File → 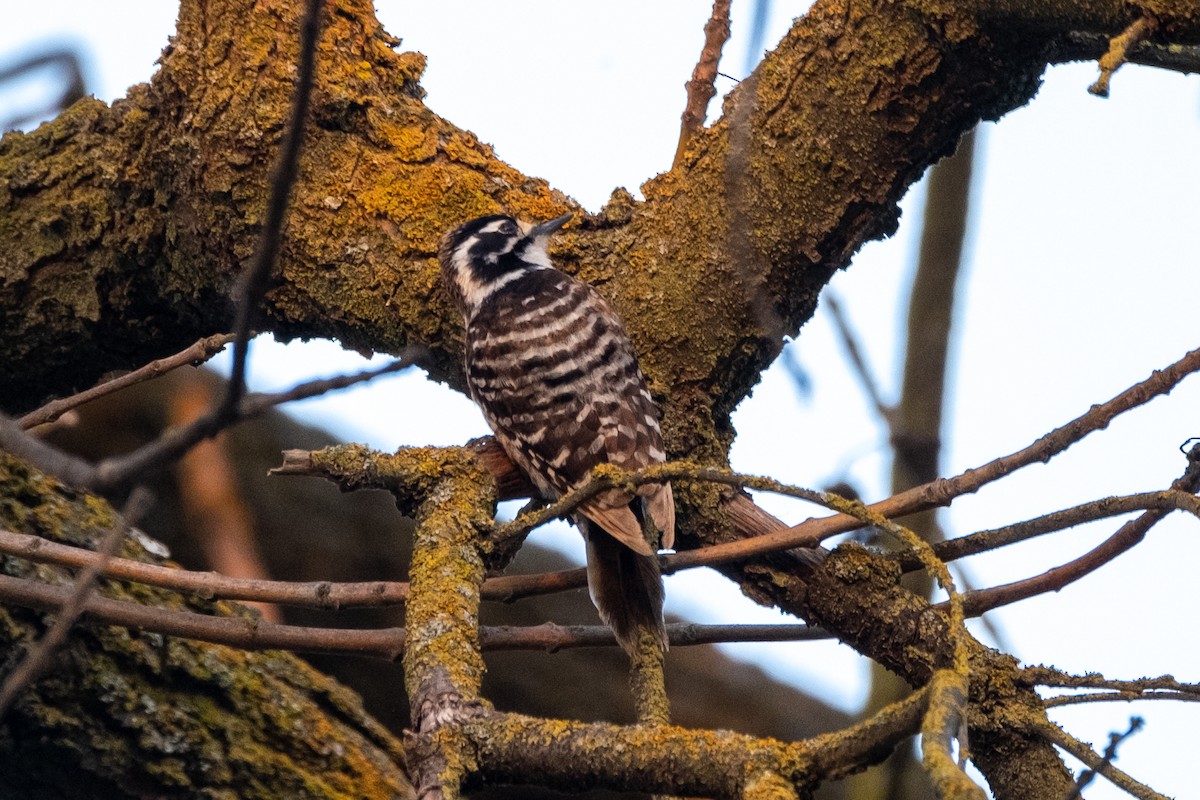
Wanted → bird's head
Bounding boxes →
[438,213,572,316]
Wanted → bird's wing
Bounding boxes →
[578,499,655,556]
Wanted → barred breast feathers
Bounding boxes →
[439,213,675,653]
[465,271,674,553]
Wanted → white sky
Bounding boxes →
[4,4,1200,798]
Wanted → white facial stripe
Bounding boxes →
[520,238,553,268]
[462,270,526,316]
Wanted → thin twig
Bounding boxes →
[1021,665,1200,698]
[0,571,829,659]
[957,445,1200,617]
[0,488,152,718]
[0,355,417,498]
[897,489,1200,573]
[824,293,893,422]
[19,333,235,430]
[91,355,417,494]
[0,528,409,608]
[1066,717,1144,800]
[0,571,406,660]
[224,0,324,411]
[1045,692,1197,708]
[0,48,86,131]
[0,526,590,608]
[0,412,102,490]
[667,344,1200,570]
[1040,719,1163,800]
[482,622,826,652]
[674,0,732,168]
[1089,15,1159,97]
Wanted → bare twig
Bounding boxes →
[482,567,587,602]
[224,0,325,410]
[0,527,410,608]
[1045,692,1198,708]
[0,412,103,490]
[898,489,1200,573]
[824,293,893,423]
[2,356,415,498]
[1066,717,1144,800]
[0,526,591,609]
[668,344,1200,570]
[1021,666,1200,698]
[0,570,829,659]
[19,333,235,430]
[674,0,733,167]
[0,47,86,131]
[1040,720,1163,800]
[1089,15,1159,97]
[0,488,151,717]
[957,444,1200,616]
[482,622,827,651]
[1057,32,1200,77]
[0,571,407,660]
[90,355,417,494]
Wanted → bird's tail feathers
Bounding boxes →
[585,526,667,655]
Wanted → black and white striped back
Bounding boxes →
[439,213,675,654]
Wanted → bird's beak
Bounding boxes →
[529,213,573,238]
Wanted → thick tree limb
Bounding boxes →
[468,688,930,796]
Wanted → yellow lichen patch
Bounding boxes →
[357,162,492,246]
[505,192,572,228]
[379,123,440,162]
[443,131,492,168]
[392,51,428,83]
[743,770,800,800]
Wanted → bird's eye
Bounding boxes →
[500,221,518,236]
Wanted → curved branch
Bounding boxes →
[1038,722,1166,800]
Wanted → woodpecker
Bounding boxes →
[439,213,674,654]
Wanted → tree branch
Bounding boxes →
[957,443,1200,616]
[0,488,151,718]
[1038,721,1165,800]
[674,0,732,167]
[1088,15,1159,96]
[18,333,235,430]
[676,344,1200,568]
